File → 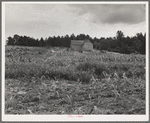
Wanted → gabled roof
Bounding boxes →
[71,40,91,46]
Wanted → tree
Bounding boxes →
[64,34,70,47]
[116,30,124,41]
[47,37,51,46]
[70,33,76,40]
[13,34,20,45]
[116,30,124,48]
[120,43,130,54]
[39,37,45,47]
[135,33,145,54]
[99,39,108,50]
[7,36,15,45]
[55,36,61,47]
[85,34,90,39]
[76,34,86,40]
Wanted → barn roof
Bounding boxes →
[71,40,91,46]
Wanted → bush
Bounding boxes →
[76,62,108,77]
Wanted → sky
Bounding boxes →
[4,3,146,40]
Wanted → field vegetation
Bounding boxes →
[5,45,146,114]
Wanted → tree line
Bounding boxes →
[6,31,146,54]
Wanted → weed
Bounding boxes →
[5,46,146,114]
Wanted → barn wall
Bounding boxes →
[83,42,93,51]
[71,45,82,51]
[70,40,93,51]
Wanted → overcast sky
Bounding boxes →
[4,3,146,40]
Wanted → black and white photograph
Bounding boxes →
[2,1,149,121]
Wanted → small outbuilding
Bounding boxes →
[70,39,93,52]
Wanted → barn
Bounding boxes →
[70,39,93,52]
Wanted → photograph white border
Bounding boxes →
[2,1,149,121]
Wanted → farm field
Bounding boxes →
[5,45,146,114]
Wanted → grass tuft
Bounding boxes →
[5,46,146,114]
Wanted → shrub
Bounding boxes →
[76,62,108,77]
[94,64,108,75]
[76,62,94,71]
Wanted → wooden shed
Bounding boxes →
[70,39,93,52]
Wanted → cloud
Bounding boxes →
[5,4,77,39]
[5,3,146,40]
[68,4,146,24]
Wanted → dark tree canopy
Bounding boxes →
[6,31,146,54]
[116,30,124,41]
